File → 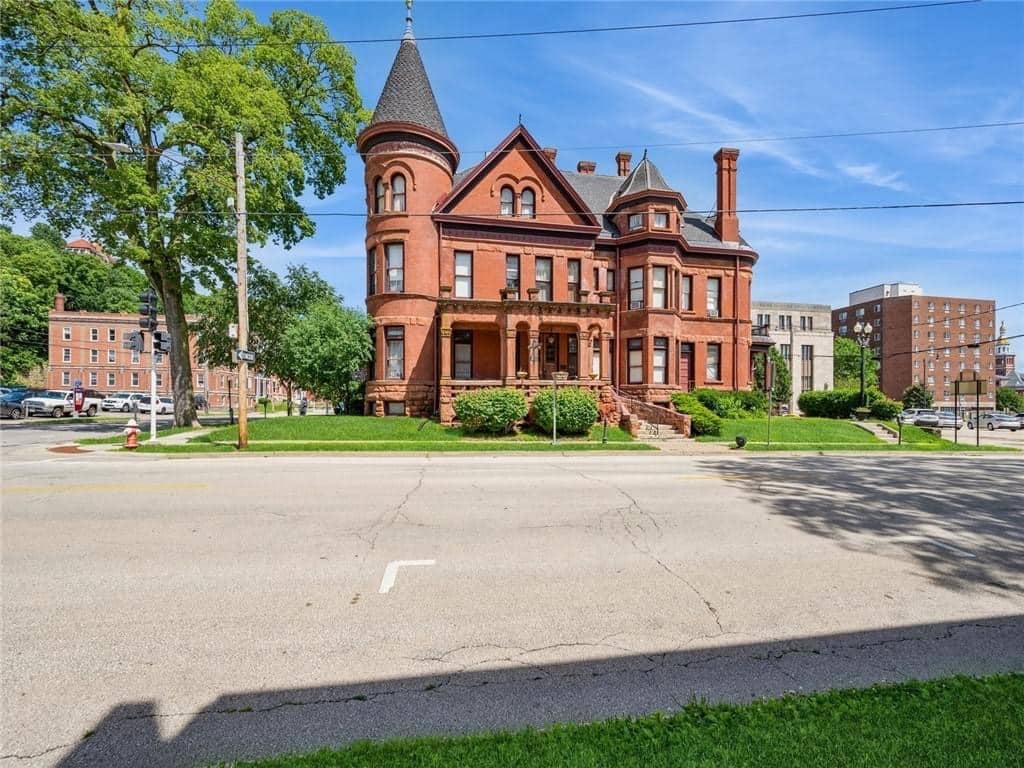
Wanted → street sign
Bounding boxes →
[228,323,239,340]
[235,349,256,364]
[74,379,82,388]
[956,380,987,396]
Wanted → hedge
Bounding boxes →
[453,388,528,434]
[693,388,766,417]
[870,397,902,421]
[532,387,599,436]
[671,392,722,436]
[797,388,891,419]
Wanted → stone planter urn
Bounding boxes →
[516,371,528,379]
[527,287,540,300]
[853,407,870,421]
[735,435,747,448]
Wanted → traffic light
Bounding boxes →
[138,289,157,331]
[153,330,172,354]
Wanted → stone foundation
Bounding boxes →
[365,382,436,417]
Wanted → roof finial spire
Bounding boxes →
[404,0,414,40]
[642,148,648,160]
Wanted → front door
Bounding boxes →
[567,335,578,378]
[679,342,693,391]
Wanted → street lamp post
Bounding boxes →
[852,321,874,407]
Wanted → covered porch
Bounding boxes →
[436,298,615,422]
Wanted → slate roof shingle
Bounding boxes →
[615,156,674,198]
[370,37,448,138]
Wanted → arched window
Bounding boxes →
[520,188,535,218]
[500,186,514,216]
[391,174,406,212]
[374,177,385,214]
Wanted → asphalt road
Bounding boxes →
[2,429,1022,767]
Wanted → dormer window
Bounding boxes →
[500,186,514,216]
[628,213,643,231]
[391,174,406,212]
[520,188,535,218]
[374,177,385,214]
[653,211,668,228]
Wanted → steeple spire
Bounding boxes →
[404,0,414,41]
[368,0,448,137]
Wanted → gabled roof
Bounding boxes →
[438,124,600,228]
[615,155,674,198]
[369,33,448,138]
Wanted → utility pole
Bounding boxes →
[234,132,250,449]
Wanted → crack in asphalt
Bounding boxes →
[555,464,723,633]
[357,466,427,550]
[12,621,1017,760]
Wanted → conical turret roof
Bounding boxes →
[616,154,674,197]
[369,32,448,137]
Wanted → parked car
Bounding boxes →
[0,386,27,397]
[24,389,105,417]
[138,396,174,415]
[0,389,41,419]
[966,412,1021,431]
[898,408,940,427]
[935,412,964,429]
[102,392,146,412]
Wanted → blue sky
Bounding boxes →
[47,1,1024,353]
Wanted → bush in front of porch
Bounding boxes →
[532,387,600,436]
[453,388,528,435]
[671,393,722,436]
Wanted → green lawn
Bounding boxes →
[697,417,880,445]
[210,674,1023,768]
[203,416,636,445]
[696,417,1015,452]
[78,425,198,445]
[128,416,650,453]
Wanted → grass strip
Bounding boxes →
[203,416,636,444]
[78,425,200,445]
[134,440,654,453]
[210,674,1023,768]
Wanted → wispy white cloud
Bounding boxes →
[835,162,908,192]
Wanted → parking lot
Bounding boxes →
[939,424,1024,448]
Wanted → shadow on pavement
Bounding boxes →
[696,455,1024,593]
[52,615,1024,767]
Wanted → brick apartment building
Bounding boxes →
[360,16,764,420]
[47,294,279,408]
[832,282,997,408]
[752,301,834,414]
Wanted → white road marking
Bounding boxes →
[379,559,436,594]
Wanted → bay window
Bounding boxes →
[628,267,644,309]
[628,338,643,383]
[385,243,404,292]
[385,326,404,379]
[652,267,667,309]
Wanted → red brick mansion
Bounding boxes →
[360,18,763,420]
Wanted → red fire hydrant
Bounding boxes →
[123,418,140,450]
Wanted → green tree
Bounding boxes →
[29,222,65,249]
[282,302,373,412]
[901,383,934,409]
[834,336,878,390]
[3,0,366,425]
[995,386,1024,413]
[768,347,792,410]
[0,266,50,382]
[192,262,337,412]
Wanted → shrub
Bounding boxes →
[532,387,599,436]
[693,388,766,417]
[901,383,933,409]
[453,388,528,434]
[797,389,861,419]
[671,392,722,436]
[870,397,902,421]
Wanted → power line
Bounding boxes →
[38,1,979,49]
[9,119,1022,163]
[58,199,1024,219]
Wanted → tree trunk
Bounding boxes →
[286,382,293,416]
[158,275,199,427]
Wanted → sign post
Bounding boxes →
[764,359,775,451]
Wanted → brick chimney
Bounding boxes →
[615,151,632,177]
[542,147,557,163]
[577,160,596,175]
[54,293,66,312]
[713,147,740,242]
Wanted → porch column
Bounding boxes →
[528,329,540,380]
[502,328,516,383]
[578,329,591,380]
[439,327,452,381]
[602,331,614,384]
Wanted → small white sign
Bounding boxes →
[228,323,238,340]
